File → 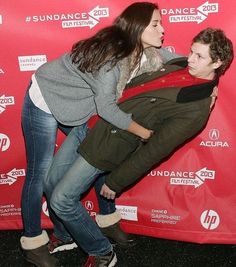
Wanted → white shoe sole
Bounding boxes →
[108,253,117,267]
[50,242,78,254]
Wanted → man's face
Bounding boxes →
[187,42,221,80]
[141,9,164,48]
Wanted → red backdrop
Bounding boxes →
[1,0,236,244]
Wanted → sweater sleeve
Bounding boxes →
[158,47,183,63]
[85,65,132,130]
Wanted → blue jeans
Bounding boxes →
[44,127,112,255]
[21,89,115,238]
[21,90,59,237]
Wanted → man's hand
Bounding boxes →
[210,86,218,109]
[100,183,116,199]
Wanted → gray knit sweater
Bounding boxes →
[35,48,180,129]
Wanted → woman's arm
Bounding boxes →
[158,47,183,63]
[87,64,153,139]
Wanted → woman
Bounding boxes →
[21,2,167,266]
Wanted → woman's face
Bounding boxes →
[141,9,164,48]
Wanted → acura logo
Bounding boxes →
[209,129,220,140]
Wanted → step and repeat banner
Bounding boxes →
[1,0,236,244]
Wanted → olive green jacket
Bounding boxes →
[79,58,217,193]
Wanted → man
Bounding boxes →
[44,28,233,267]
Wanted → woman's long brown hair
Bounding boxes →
[70,2,159,73]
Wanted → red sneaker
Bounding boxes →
[81,251,117,267]
[48,234,77,254]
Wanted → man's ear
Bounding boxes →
[213,59,222,70]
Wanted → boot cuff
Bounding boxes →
[96,210,121,228]
[20,230,49,250]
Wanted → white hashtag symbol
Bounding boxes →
[25,16,31,22]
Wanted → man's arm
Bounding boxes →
[102,98,212,194]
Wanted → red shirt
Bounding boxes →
[119,68,208,103]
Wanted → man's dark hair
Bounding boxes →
[193,28,234,76]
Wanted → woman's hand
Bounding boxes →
[127,121,154,140]
[140,129,154,142]
[100,183,116,199]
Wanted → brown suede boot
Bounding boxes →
[20,230,60,267]
[96,211,136,248]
